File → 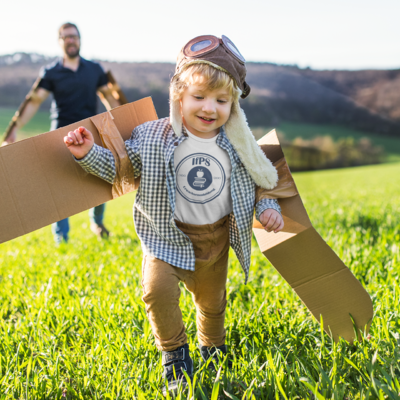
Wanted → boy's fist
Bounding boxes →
[64,126,94,160]
[259,209,284,233]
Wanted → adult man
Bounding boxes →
[2,22,120,244]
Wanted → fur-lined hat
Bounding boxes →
[170,35,278,189]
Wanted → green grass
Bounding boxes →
[0,162,399,399]
[253,122,400,163]
[0,107,51,141]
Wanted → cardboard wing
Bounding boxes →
[253,130,373,342]
[0,98,157,244]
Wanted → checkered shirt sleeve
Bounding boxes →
[76,128,143,183]
[76,144,116,184]
[255,198,281,222]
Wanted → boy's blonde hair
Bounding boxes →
[170,63,241,103]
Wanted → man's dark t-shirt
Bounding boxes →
[38,57,108,129]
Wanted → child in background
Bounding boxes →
[64,35,284,395]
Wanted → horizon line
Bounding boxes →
[1,52,399,72]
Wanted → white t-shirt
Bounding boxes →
[174,129,233,225]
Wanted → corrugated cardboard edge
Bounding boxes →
[253,129,373,342]
[0,98,157,244]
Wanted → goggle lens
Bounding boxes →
[227,42,243,60]
[222,35,245,63]
[184,35,220,57]
[191,40,212,52]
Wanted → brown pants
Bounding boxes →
[141,215,230,351]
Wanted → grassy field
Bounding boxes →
[0,108,51,141]
[0,161,399,399]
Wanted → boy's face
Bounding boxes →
[180,83,232,139]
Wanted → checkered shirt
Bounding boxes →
[77,117,280,283]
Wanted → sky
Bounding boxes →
[1,0,399,70]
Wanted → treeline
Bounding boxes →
[281,136,383,171]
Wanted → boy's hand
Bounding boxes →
[64,127,94,160]
[259,209,284,233]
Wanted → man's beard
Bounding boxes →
[66,45,80,58]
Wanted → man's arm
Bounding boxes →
[97,85,120,110]
[1,88,50,145]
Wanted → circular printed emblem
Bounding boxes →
[187,167,212,191]
[176,153,226,204]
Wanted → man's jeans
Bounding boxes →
[52,204,105,243]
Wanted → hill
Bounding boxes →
[1,53,400,138]
[298,68,400,122]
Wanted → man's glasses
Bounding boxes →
[59,35,80,41]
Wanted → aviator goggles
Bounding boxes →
[175,35,251,99]
[184,35,246,64]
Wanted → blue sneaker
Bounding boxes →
[54,234,68,246]
[162,344,193,396]
[200,344,232,371]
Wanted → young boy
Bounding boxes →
[64,35,284,394]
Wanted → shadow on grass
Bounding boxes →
[350,214,381,232]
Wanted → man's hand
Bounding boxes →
[97,85,120,110]
[259,209,284,233]
[64,127,94,160]
[1,126,18,146]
